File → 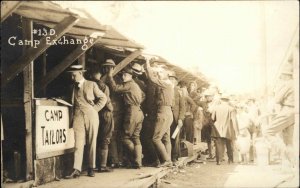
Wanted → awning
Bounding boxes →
[13,1,144,49]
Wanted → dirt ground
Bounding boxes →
[160,160,298,188]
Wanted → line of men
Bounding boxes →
[64,57,199,178]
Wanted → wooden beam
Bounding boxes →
[78,53,86,69]
[1,15,79,88]
[1,1,23,22]
[41,52,47,96]
[35,37,101,93]
[22,18,34,181]
[101,50,142,81]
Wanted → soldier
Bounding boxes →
[169,71,185,164]
[107,66,145,169]
[145,58,174,167]
[101,60,125,168]
[65,65,107,178]
[90,67,114,173]
[265,65,295,168]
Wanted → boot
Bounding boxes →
[133,145,142,169]
[98,150,112,173]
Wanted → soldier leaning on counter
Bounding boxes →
[106,65,145,169]
[89,65,114,173]
[65,65,107,179]
[145,58,174,167]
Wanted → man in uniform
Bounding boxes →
[169,71,185,164]
[145,58,174,167]
[90,67,114,173]
[65,65,107,178]
[265,65,295,168]
[101,59,125,168]
[107,66,145,169]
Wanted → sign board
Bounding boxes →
[35,101,74,159]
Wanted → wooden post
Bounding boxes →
[22,18,34,181]
[1,15,79,87]
[41,52,47,96]
[293,41,299,172]
[1,1,23,22]
[35,38,100,94]
[101,50,142,81]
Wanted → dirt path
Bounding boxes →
[160,161,297,188]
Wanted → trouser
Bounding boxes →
[265,108,295,164]
[98,110,114,150]
[170,120,181,161]
[183,116,194,143]
[265,109,294,146]
[202,124,212,156]
[122,106,144,166]
[141,115,160,164]
[97,110,114,167]
[153,106,173,162]
[73,110,99,171]
[214,137,233,163]
[108,112,124,165]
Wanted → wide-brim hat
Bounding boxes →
[221,93,230,100]
[131,63,144,75]
[67,65,86,72]
[102,59,116,67]
[168,71,177,79]
[120,67,133,75]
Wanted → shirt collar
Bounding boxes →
[77,78,85,88]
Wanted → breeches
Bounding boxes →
[152,106,173,161]
[122,106,144,148]
[265,110,294,145]
[98,110,114,150]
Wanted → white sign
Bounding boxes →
[36,105,74,156]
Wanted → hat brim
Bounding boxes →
[132,70,143,75]
[67,69,87,72]
[169,75,178,79]
[102,63,116,67]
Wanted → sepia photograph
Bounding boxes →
[1,1,299,188]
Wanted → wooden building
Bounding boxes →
[1,1,208,186]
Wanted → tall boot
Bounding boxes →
[133,145,142,169]
[99,149,112,173]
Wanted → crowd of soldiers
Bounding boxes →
[63,57,295,178]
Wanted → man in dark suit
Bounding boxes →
[65,65,107,178]
[211,93,238,165]
[169,71,186,164]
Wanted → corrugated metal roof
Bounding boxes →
[13,1,143,49]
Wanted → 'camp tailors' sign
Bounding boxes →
[36,105,74,156]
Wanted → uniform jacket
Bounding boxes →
[211,101,238,140]
[172,86,186,122]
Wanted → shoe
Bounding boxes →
[65,169,80,179]
[228,159,233,164]
[132,164,141,169]
[87,168,95,177]
[98,166,113,173]
[160,161,172,167]
[216,162,221,165]
[148,160,161,167]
